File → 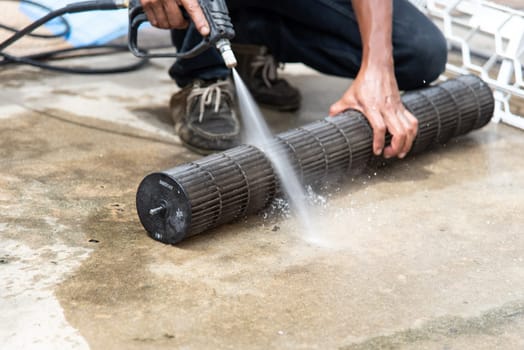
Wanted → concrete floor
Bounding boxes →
[1,51,524,350]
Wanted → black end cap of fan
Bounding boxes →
[136,172,191,244]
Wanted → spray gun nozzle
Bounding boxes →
[216,39,237,68]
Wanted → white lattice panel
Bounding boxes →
[420,0,524,129]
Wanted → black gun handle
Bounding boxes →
[127,0,234,59]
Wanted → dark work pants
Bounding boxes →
[169,0,448,91]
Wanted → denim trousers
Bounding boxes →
[169,0,447,91]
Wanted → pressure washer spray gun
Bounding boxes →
[127,0,237,68]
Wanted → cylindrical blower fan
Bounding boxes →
[136,74,494,244]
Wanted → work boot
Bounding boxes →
[170,79,240,154]
[233,44,301,111]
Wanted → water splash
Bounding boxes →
[232,68,320,243]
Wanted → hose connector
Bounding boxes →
[216,39,237,68]
[114,0,130,8]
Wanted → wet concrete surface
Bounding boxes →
[1,54,524,350]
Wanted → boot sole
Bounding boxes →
[258,102,301,112]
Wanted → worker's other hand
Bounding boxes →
[140,0,210,36]
[329,67,418,159]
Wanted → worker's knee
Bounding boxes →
[396,29,448,91]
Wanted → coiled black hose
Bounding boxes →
[0,0,149,74]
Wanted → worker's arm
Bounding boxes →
[140,0,210,35]
[329,0,418,159]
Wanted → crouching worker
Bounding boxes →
[140,0,447,157]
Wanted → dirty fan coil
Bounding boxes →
[136,74,494,244]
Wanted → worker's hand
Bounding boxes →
[140,0,210,36]
[329,66,418,159]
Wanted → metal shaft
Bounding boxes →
[136,74,494,244]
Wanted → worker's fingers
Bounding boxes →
[382,106,420,159]
[365,108,387,156]
[382,111,419,159]
[141,0,169,28]
[140,0,189,29]
[383,130,406,159]
[381,102,407,159]
[153,2,171,28]
[181,0,210,36]
[397,108,418,158]
[163,0,188,28]
[140,0,158,27]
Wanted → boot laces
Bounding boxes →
[187,80,232,123]
[250,53,282,88]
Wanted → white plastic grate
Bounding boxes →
[414,0,524,129]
